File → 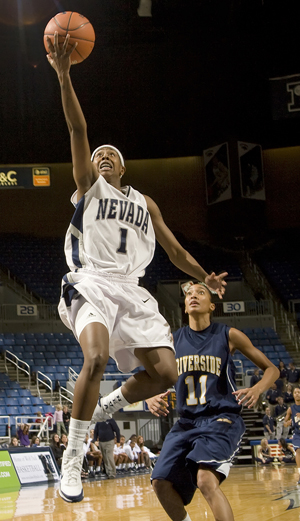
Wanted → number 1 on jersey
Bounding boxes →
[185,375,208,406]
[117,228,128,254]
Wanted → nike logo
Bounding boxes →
[142,299,150,303]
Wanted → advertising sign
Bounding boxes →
[0,167,50,189]
[0,451,20,492]
[9,447,60,485]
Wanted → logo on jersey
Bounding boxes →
[96,198,149,234]
[176,354,222,377]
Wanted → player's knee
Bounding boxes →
[197,474,218,499]
[83,350,109,379]
[155,365,178,389]
[152,478,169,495]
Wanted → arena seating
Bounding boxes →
[0,234,243,304]
[232,327,292,372]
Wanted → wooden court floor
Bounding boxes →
[2,465,300,521]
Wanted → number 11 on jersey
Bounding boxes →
[185,375,208,405]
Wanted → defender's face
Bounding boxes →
[185,284,215,315]
[93,147,125,180]
[293,388,300,401]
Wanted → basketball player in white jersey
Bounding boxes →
[46,33,227,503]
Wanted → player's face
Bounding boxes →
[293,387,300,402]
[185,284,215,315]
[93,147,125,181]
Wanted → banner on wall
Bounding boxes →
[9,447,60,485]
[203,143,232,205]
[269,73,300,120]
[0,451,20,492]
[0,167,50,189]
[238,142,265,200]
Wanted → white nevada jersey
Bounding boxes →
[64,174,156,278]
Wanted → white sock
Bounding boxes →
[96,466,101,472]
[101,387,130,414]
[65,418,90,456]
[89,466,94,472]
[182,514,192,521]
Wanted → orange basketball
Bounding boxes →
[44,11,95,64]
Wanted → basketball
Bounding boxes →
[44,11,95,64]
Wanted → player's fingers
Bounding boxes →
[46,36,54,53]
[62,33,70,52]
[66,41,77,57]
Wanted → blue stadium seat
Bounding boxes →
[18,389,32,397]
[0,398,6,406]
[18,397,33,407]
[31,397,45,406]
[5,389,19,397]
[0,406,8,415]
[20,406,32,416]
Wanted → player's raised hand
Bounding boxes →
[46,32,77,76]
[205,271,228,299]
[146,391,170,417]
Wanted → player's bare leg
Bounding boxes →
[60,322,109,503]
[197,466,234,521]
[295,448,300,484]
[92,347,178,420]
[152,479,190,521]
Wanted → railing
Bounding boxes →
[36,371,53,404]
[233,359,244,386]
[4,350,31,388]
[0,415,11,443]
[59,386,74,405]
[139,418,162,446]
[0,303,59,321]
[37,415,52,443]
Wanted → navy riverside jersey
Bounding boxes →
[64,174,156,278]
[291,404,300,435]
[173,323,241,418]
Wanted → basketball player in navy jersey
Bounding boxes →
[283,387,300,483]
[46,34,227,503]
[146,282,279,521]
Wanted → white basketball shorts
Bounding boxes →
[58,269,174,373]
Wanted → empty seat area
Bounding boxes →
[0,372,55,436]
[232,327,292,372]
[0,332,132,384]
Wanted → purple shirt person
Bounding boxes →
[17,424,30,447]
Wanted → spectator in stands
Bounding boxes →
[83,432,102,476]
[250,368,263,411]
[284,383,294,405]
[278,361,287,384]
[17,423,30,447]
[115,435,129,473]
[275,396,289,440]
[53,404,68,437]
[60,433,68,453]
[137,435,155,470]
[286,362,300,389]
[50,433,64,469]
[263,407,275,440]
[10,436,19,447]
[266,383,280,416]
[63,405,71,434]
[277,438,295,464]
[30,436,40,447]
[255,438,274,465]
[93,418,120,479]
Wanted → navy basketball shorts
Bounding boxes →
[151,413,245,505]
[292,434,300,451]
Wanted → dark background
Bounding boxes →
[1,0,300,165]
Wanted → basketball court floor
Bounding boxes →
[2,465,300,521]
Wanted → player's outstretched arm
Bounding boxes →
[229,328,280,408]
[46,32,96,197]
[145,195,227,299]
[146,391,170,417]
[283,407,292,428]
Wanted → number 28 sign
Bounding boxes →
[17,305,38,316]
[223,301,245,313]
